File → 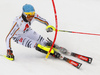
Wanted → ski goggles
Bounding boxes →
[24,12,35,18]
[24,11,35,15]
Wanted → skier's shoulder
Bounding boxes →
[12,15,22,27]
[14,15,22,21]
[34,13,39,18]
[13,15,24,24]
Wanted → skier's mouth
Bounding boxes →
[26,17,33,21]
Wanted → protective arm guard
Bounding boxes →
[35,44,61,58]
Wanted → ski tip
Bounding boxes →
[63,57,82,69]
[76,63,82,69]
[3,55,14,61]
[88,57,93,64]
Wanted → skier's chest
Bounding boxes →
[19,21,31,32]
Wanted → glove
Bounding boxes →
[46,25,56,32]
[7,49,14,60]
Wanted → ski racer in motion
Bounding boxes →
[5,4,68,61]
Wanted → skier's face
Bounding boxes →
[26,15,34,22]
[24,12,35,22]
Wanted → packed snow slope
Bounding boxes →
[0,0,100,75]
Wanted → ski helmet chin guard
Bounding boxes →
[22,4,35,17]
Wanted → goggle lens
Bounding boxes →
[24,12,35,18]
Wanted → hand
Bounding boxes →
[46,25,56,32]
[7,49,14,60]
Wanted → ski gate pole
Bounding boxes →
[45,0,58,59]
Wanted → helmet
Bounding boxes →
[22,4,35,16]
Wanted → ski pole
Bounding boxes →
[57,30,100,36]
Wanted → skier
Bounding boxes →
[5,4,68,60]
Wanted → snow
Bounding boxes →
[0,0,100,75]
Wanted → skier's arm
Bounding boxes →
[34,13,51,26]
[34,13,55,32]
[5,22,19,50]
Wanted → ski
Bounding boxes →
[71,52,93,64]
[46,37,93,64]
[40,37,92,68]
[59,56,82,69]
[55,47,93,64]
